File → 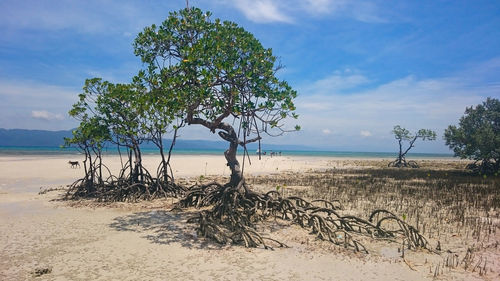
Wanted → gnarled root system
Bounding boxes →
[180,181,429,253]
[65,166,185,202]
[388,159,419,168]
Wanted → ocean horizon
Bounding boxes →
[0,145,455,159]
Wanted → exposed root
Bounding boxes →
[466,160,499,175]
[180,181,429,253]
[369,209,429,249]
[388,159,419,168]
[180,182,225,207]
[65,171,185,202]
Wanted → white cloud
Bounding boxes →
[0,79,77,102]
[301,101,333,111]
[304,0,335,14]
[300,0,386,23]
[360,130,372,137]
[31,110,64,121]
[347,1,386,23]
[291,70,495,152]
[302,72,370,95]
[232,0,293,23]
[322,128,332,134]
[0,79,78,130]
[0,0,161,34]
[226,0,385,24]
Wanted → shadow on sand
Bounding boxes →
[109,210,221,249]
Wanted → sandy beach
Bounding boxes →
[0,154,495,280]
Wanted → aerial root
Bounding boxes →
[180,182,225,207]
[388,159,419,168]
[181,182,428,253]
[64,171,186,202]
[369,209,428,249]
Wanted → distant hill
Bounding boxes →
[0,128,312,151]
[159,139,312,151]
[0,128,72,147]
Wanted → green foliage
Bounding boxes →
[66,82,112,152]
[133,7,299,140]
[392,125,411,140]
[74,78,148,148]
[444,97,500,173]
[392,125,437,141]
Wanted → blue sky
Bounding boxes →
[1,0,499,153]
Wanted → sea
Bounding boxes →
[0,146,454,159]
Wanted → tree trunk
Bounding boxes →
[131,145,142,183]
[158,136,168,182]
[398,139,403,164]
[165,126,180,183]
[83,149,89,181]
[187,116,246,191]
[128,149,133,183]
[224,138,243,188]
[87,148,96,193]
[98,150,103,184]
[136,146,143,183]
[117,143,124,170]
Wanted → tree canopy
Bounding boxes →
[64,7,299,199]
[134,7,298,137]
[134,7,299,186]
[444,97,500,174]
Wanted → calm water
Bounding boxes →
[0,146,454,159]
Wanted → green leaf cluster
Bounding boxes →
[392,125,436,141]
[133,7,299,138]
[67,6,300,160]
[444,97,500,169]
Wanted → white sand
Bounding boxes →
[0,154,340,193]
[0,154,483,280]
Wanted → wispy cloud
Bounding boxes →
[304,0,335,14]
[0,0,165,34]
[31,110,64,121]
[297,75,486,131]
[291,69,495,152]
[232,0,293,23]
[0,79,78,130]
[302,0,386,22]
[345,1,386,23]
[0,79,77,101]
[226,0,385,24]
[301,70,371,95]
